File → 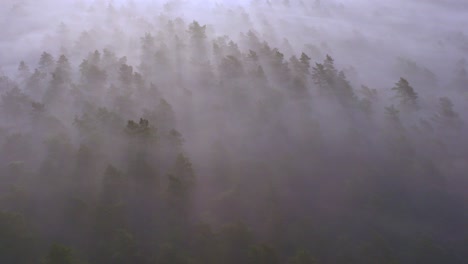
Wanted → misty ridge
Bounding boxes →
[0,0,467,263]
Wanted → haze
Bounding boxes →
[0,0,467,263]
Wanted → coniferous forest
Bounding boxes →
[0,0,467,263]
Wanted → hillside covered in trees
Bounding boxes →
[0,0,467,263]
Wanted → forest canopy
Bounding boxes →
[0,0,467,263]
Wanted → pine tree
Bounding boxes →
[392,78,418,109]
[17,61,30,81]
[188,21,207,40]
[323,54,337,78]
[300,52,311,72]
[431,97,462,129]
[38,52,55,73]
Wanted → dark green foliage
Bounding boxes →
[126,118,155,139]
[360,85,378,101]
[0,211,36,263]
[119,63,134,87]
[385,104,402,129]
[79,59,107,87]
[188,224,219,264]
[248,244,280,264]
[106,229,142,264]
[392,77,418,109]
[359,97,372,115]
[0,6,466,264]
[100,165,128,206]
[156,244,191,264]
[218,222,253,264]
[312,55,356,103]
[220,55,244,79]
[42,244,79,264]
[188,21,207,40]
[166,153,196,222]
[171,153,195,189]
[432,97,462,129]
[52,55,72,85]
[38,52,55,73]
[1,87,31,118]
[311,63,329,91]
[288,250,317,264]
[17,61,30,80]
[300,52,311,70]
[336,70,356,103]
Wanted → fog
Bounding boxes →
[0,0,467,263]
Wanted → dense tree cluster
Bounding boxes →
[0,0,467,263]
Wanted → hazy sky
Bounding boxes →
[1,0,467,87]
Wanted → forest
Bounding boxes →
[0,0,467,263]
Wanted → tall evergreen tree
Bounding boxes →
[392,77,418,109]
